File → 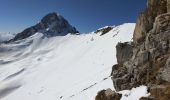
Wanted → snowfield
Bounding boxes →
[0,33,15,42]
[0,23,149,100]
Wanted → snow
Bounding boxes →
[120,86,150,100]
[0,33,15,42]
[0,23,149,100]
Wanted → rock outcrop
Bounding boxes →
[110,0,170,99]
[96,0,170,99]
[95,89,122,100]
[133,0,167,44]
[11,12,79,41]
[94,26,113,36]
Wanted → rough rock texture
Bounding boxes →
[111,0,170,99]
[11,12,79,41]
[116,42,134,65]
[133,0,167,44]
[95,89,122,100]
[168,0,170,12]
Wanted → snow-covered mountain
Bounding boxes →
[10,13,78,42]
[0,23,149,100]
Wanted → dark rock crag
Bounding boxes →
[96,0,170,99]
[11,12,79,41]
[94,26,113,36]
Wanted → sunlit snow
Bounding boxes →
[0,23,149,100]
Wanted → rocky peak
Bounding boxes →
[41,13,61,25]
[11,12,79,41]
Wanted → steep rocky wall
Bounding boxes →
[96,0,170,99]
[133,0,167,44]
[111,0,170,99]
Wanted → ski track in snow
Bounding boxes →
[0,23,149,100]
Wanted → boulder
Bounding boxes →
[95,88,122,100]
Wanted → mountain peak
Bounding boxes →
[42,12,64,21]
[11,12,79,41]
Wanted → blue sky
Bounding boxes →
[0,0,147,33]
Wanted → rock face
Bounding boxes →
[116,42,134,65]
[133,0,167,43]
[110,0,170,99]
[95,89,122,100]
[11,12,79,41]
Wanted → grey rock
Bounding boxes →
[168,0,170,12]
[160,57,170,82]
[95,88,122,100]
[110,1,170,99]
[133,0,167,44]
[152,13,170,34]
[137,51,150,65]
[116,42,134,65]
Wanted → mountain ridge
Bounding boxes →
[10,12,79,42]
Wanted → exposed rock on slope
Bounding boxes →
[11,12,78,41]
[110,0,170,99]
[96,0,170,99]
[95,26,113,36]
[95,89,122,100]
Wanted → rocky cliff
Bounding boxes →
[96,0,170,99]
[11,12,78,41]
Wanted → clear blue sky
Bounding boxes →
[0,0,147,33]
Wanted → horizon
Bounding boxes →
[0,0,147,33]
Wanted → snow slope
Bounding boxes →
[0,33,15,42]
[0,23,149,100]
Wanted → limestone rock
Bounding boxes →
[152,13,170,34]
[95,88,122,100]
[159,57,170,82]
[116,42,134,65]
[110,0,170,99]
[168,0,170,12]
[96,0,170,99]
[133,0,167,44]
